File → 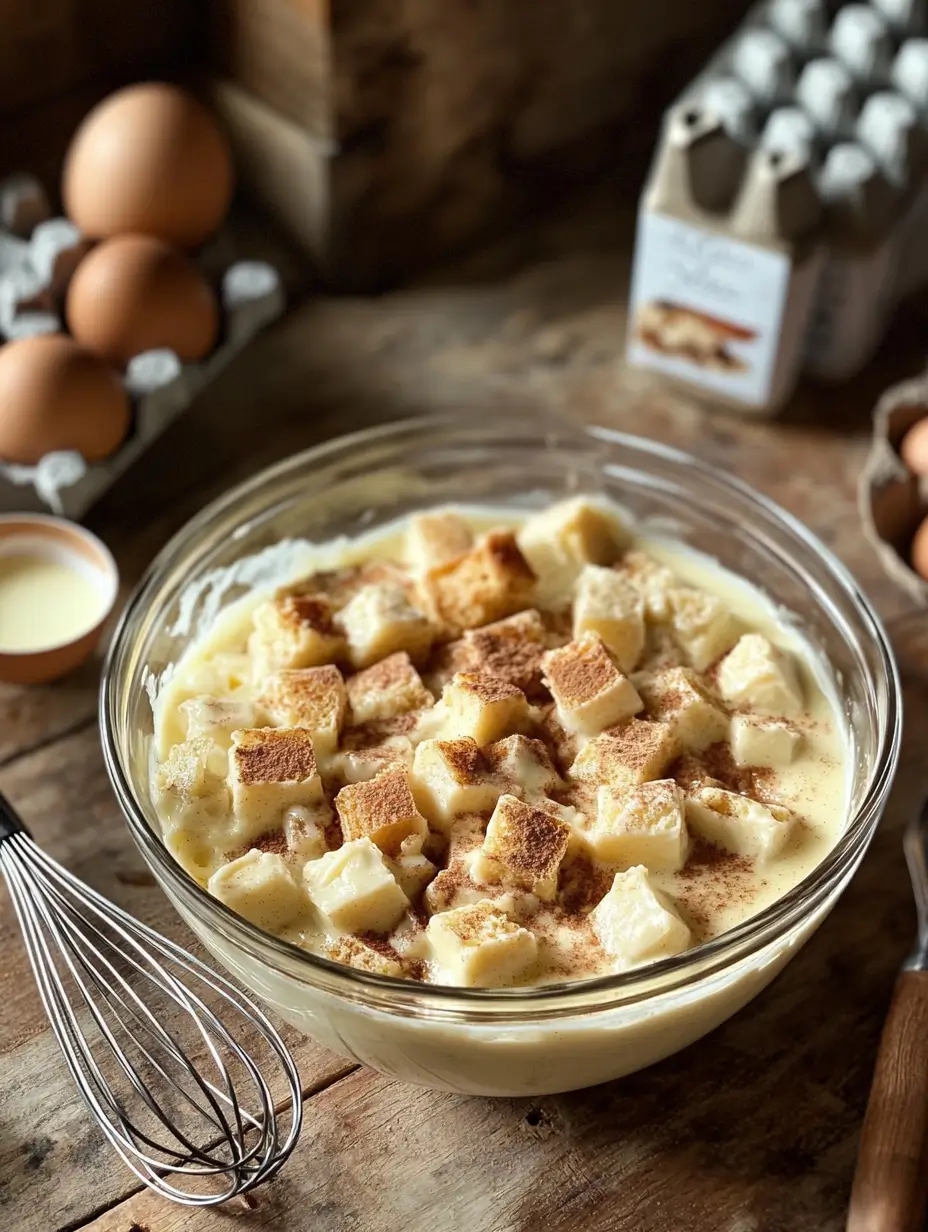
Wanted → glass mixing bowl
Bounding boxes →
[101,412,901,1097]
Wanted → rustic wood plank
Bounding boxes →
[210,0,329,136]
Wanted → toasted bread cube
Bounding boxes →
[685,787,794,864]
[427,900,538,987]
[717,634,803,717]
[303,837,409,932]
[323,935,405,977]
[260,665,347,757]
[208,850,305,932]
[542,635,642,736]
[335,767,428,856]
[336,737,415,785]
[590,866,691,968]
[229,728,324,837]
[387,848,437,900]
[471,794,570,901]
[483,734,562,798]
[283,806,329,864]
[569,719,679,790]
[420,530,536,637]
[438,671,530,746]
[180,696,255,745]
[518,497,626,606]
[157,736,227,802]
[615,551,677,621]
[249,590,346,678]
[337,582,433,670]
[666,588,742,672]
[458,608,547,693]
[405,510,474,572]
[634,667,728,752]
[345,652,433,725]
[410,738,504,832]
[731,715,801,768]
[573,565,645,673]
[590,780,688,871]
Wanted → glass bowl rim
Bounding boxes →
[100,411,903,1016]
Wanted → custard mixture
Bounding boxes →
[151,498,848,988]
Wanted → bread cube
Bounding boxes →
[249,590,346,679]
[573,565,645,673]
[208,850,305,932]
[483,734,562,798]
[685,786,794,864]
[568,719,679,790]
[717,634,803,717]
[303,837,409,932]
[590,866,691,968]
[336,582,433,670]
[260,665,347,756]
[457,608,547,694]
[283,805,329,864]
[335,736,415,785]
[419,530,536,637]
[634,667,728,752]
[730,715,801,768]
[345,652,433,725]
[157,736,227,802]
[180,696,255,745]
[615,551,677,621]
[542,635,642,736]
[335,767,428,856]
[589,780,688,871]
[666,588,743,672]
[405,510,474,572]
[387,848,437,900]
[518,497,627,606]
[438,672,530,746]
[229,728,324,838]
[323,935,405,977]
[471,794,570,901]
[427,900,538,987]
[410,738,504,832]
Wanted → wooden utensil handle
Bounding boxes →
[848,968,928,1232]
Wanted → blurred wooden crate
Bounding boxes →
[1,0,752,290]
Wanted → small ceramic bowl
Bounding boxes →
[859,370,928,605]
[0,513,119,684]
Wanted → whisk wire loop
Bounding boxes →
[0,797,303,1208]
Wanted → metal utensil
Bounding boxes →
[847,796,928,1232]
[0,791,302,1207]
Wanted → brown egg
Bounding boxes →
[912,515,928,580]
[900,417,928,477]
[63,83,234,249]
[0,335,129,465]
[66,235,219,367]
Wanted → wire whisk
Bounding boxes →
[0,792,302,1207]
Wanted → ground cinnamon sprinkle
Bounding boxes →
[229,828,290,860]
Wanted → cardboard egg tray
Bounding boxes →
[628,0,928,415]
[0,173,284,518]
[859,366,928,602]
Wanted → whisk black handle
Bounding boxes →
[0,792,30,843]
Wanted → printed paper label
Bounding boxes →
[627,210,792,408]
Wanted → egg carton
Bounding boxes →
[859,365,928,602]
[628,0,928,414]
[0,173,284,518]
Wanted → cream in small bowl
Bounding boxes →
[0,514,118,684]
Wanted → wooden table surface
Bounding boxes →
[3,232,928,1232]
